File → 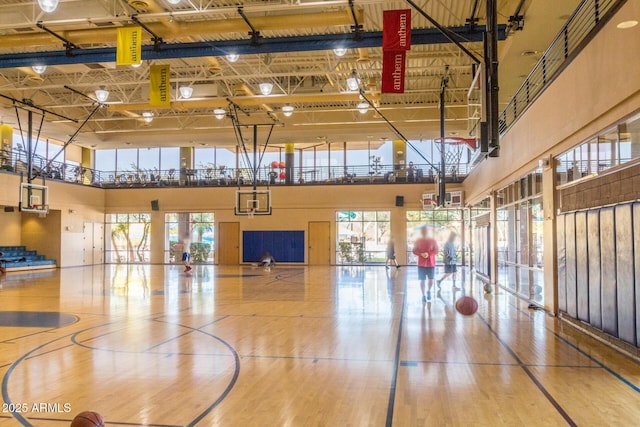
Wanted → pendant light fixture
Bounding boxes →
[94,88,109,102]
[282,105,295,117]
[259,82,274,96]
[179,86,193,99]
[38,0,59,13]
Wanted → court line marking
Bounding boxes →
[1,322,116,427]
[144,316,230,352]
[399,360,603,368]
[508,302,640,393]
[239,354,392,363]
[0,327,58,344]
[151,319,241,427]
[384,276,407,427]
[14,415,181,427]
[476,311,577,427]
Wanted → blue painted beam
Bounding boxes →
[0,25,506,69]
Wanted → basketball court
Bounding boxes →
[1,0,640,425]
[0,266,638,426]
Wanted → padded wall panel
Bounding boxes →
[575,211,589,323]
[600,207,618,337]
[587,210,602,329]
[634,203,640,346]
[565,213,578,319]
[615,204,636,346]
[557,214,567,313]
[242,231,305,263]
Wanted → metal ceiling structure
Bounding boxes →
[0,0,582,148]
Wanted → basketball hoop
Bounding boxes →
[247,207,255,219]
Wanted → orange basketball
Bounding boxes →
[70,411,104,427]
[278,161,286,169]
[270,161,279,169]
[455,296,478,316]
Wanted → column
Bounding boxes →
[392,139,406,181]
[0,124,12,170]
[489,190,499,286]
[81,147,94,184]
[180,146,193,186]
[285,143,294,185]
[149,212,165,264]
[542,165,558,314]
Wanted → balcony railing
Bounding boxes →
[499,0,624,135]
[0,149,468,188]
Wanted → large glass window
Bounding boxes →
[116,149,138,173]
[406,210,464,265]
[556,112,640,185]
[160,147,180,171]
[105,213,151,263]
[95,149,116,172]
[336,211,390,264]
[138,147,160,172]
[496,169,544,304]
[165,213,215,264]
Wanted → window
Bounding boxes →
[406,210,463,265]
[556,111,640,185]
[138,147,160,172]
[95,149,116,172]
[496,169,544,304]
[116,148,138,173]
[165,213,215,264]
[105,213,151,263]
[160,147,180,171]
[336,211,390,263]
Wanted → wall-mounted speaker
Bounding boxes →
[3,206,15,213]
[151,200,159,211]
[395,196,404,207]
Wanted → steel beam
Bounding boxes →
[0,25,506,69]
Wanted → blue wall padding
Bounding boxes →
[243,231,305,263]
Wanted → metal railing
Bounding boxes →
[499,0,624,135]
[0,150,469,188]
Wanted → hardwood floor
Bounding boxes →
[0,265,638,426]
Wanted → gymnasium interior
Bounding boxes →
[0,0,639,425]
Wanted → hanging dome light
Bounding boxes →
[38,0,59,13]
[94,88,109,102]
[214,108,226,120]
[179,86,193,99]
[131,62,142,68]
[32,65,47,74]
[167,0,181,4]
[259,82,274,96]
[333,48,348,57]
[142,112,154,123]
[357,102,369,114]
[346,76,360,91]
[282,105,295,117]
[226,53,240,63]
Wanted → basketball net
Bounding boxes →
[247,207,255,219]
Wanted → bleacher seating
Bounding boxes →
[0,246,56,273]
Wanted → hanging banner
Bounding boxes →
[149,64,171,107]
[382,50,406,94]
[116,26,142,66]
[382,9,411,51]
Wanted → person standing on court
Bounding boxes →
[385,238,400,269]
[437,231,459,289]
[412,226,439,301]
[181,234,192,273]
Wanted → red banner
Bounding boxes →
[382,9,411,51]
[381,50,406,94]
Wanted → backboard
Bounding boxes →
[19,182,49,214]
[235,190,271,216]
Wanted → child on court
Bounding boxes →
[412,226,439,301]
[259,251,276,272]
[181,235,192,273]
[437,232,459,289]
[385,238,400,269]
